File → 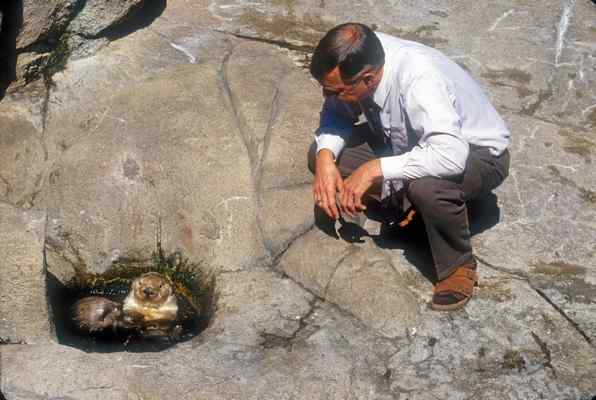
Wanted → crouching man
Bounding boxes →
[307,23,510,311]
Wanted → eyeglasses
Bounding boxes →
[321,73,366,98]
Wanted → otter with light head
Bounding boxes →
[123,272,179,338]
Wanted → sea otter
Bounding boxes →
[122,272,179,337]
[71,296,125,333]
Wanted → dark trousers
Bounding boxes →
[308,124,510,280]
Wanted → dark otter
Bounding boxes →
[71,296,126,333]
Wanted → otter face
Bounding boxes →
[132,272,173,306]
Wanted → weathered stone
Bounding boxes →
[69,0,145,37]
[210,268,315,345]
[0,302,397,400]
[279,229,421,338]
[10,0,161,90]
[1,0,596,399]
[471,111,596,342]
[259,184,313,256]
[0,96,47,208]
[17,0,79,50]
[0,203,51,344]
[385,270,596,398]
[325,242,421,338]
[40,62,264,279]
[278,228,354,295]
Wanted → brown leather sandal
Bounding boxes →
[431,265,478,311]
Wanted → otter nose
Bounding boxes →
[143,287,155,297]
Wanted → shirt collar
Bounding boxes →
[365,62,391,111]
[359,78,389,113]
[371,35,396,110]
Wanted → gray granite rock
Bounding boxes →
[17,0,80,50]
[0,203,51,344]
[0,93,47,208]
[472,111,596,343]
[279,230,422,338]
[10,0,156,90]
[41,61,264,279]
[1,0,596,399]
[69,0,145,38]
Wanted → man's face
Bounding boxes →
[320,66,373,104]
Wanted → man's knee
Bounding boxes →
[307,141,317,175]
[407,177,464,217]
[407,177,439,206]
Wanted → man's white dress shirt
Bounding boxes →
[315,32,510,198]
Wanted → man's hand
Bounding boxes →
[313,149,344,220]
[340,159,382,216]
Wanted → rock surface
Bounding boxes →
[3,0,161,89]
[0,203,50,344]
[1,0,595,399]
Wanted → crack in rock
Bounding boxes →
[215,29,314,54]
[475,255,594,348]
[322,245,360,298]
[259,298,319,349]
[271,223,316,267]
[530,331,557,378]
[0,337,27,345]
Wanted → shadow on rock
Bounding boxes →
[314,206,339,239]
[314,206,371,243]
[467,192,501,236]
[0,0,23,100]
[102,0,167,41]
[313,193,503,284]
[373,216,438,283]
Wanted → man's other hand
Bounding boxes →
[314,149,344,220]
[340,159,382,216]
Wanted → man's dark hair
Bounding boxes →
[310,23,385,81]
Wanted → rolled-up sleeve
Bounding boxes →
[380,73,469,181]
[315,97,357,159]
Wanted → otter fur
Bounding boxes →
[123,272,178,337]
[72,296,125,333]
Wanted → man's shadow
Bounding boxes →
[315,193,501,284]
